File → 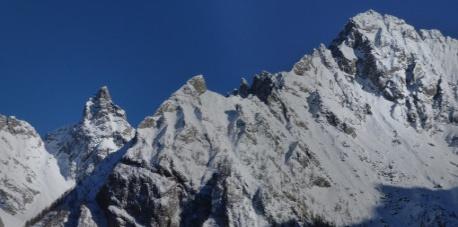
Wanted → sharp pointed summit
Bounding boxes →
[350,9,384,24]
[96,85,111,100]
[46,86,134,181]
[174,75,207,97]
[83,86,127,122]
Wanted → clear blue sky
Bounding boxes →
[0,0,457,134]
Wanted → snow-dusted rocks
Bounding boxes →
[45,86,135,181]
[7,10,458,227]
[328,10,458,130]
[0,86,135,226]
[0,115,72,227]
[97,11,458,227]
[76,205,98,227]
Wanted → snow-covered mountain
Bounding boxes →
[45,86,135,181]
[0,115,72,227]
[2,10,458,227]
[94,11,458,226]
[0,87,134,226]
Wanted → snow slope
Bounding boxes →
[0,115,73,227]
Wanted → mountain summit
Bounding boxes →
[45,86,135,181]
[1,10,458,227]
[0,115,72,226]
[98,11,458,226]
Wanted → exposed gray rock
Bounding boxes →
[188,75,207,95]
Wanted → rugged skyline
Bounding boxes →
[1,1,457,134]
[1,10,458,226]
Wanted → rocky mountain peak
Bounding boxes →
[83,86,127,122]
[349,10,412,32]
[0,115,37,137]
[322,10,458,129]
[46,86,135,181]
[95,85,111,101]
[232,71,284,103]
[175,75,207,97]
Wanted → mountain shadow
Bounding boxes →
[352,185,458,227]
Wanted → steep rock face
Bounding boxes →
[29,87,135,227]
[0,115,72,227]
[97,11,458,227]
[76,205,98,227]
[45,86,135,181]
[326,10,458,130]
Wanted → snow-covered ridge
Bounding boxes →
[325,10,458,130]
[0,115,73,227]
[96,10,458,226]
[3,10,458,227]
[0,86,134,226]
